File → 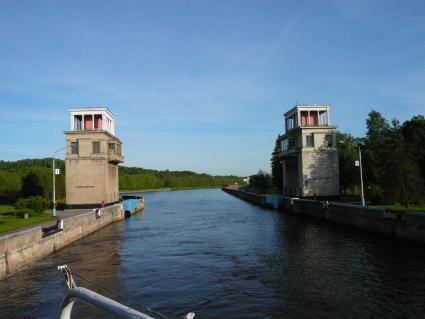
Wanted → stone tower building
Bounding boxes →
[65,107,123,208]
[279,104,339,198]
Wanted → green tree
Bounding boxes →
[0,158,244,202]
[336,132,359,195]
[401,115,425,183]
[0,171,21,203]
[118,166,244,190]
[249,170,272,192]
[15,196,49,214]
[21,172,45,198]
[270,135,283,191]
[363,110,390,192]
[381,119,424,206]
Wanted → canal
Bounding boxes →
[1,188,424,318]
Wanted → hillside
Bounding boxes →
[0,158,244,203]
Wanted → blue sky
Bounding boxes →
[0,0,424,176]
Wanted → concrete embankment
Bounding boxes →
[222,187,282,209]
[0,201,144,280]
[222,187,425,244]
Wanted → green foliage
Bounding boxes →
[0,204,14,213]
[0,158,243,204]
[336,132,360,194]
[119,166,244,190]
[367,184,384,204]
[15,196,49,214]
[373,203,425,213]
[0,158,65,170]
[270,135,283,191]
[21,172,45,197]
[249,170,273,192]
[363,110,390,187]
[0,211,55,234]
[380,119,424,206]
[338,110,425,206]
[12,208,37,218]
[401,115,425,183]
[0,170,21,203]
[0,158,65,204]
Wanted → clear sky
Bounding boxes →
[0,0,424,176]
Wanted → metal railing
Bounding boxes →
[58,265,195,319]
[299,123,328,127]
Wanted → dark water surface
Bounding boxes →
[1,189,425,318]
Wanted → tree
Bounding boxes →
[401,115,425,183]
[336,132,359,194]
[363,110,390,190]
[380,119,424,206]
[271,135,283,191]
[249,170,272,192]
[0,158,245,203]
[21,172,45,198]
[0,171,21,203]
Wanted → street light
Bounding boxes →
[356,146,365,206]
[339,141,365,206]
[52,146,66,217]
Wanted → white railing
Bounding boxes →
[58,265,195,319]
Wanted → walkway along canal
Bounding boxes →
[0,188,424,318]
[0,198,144,280]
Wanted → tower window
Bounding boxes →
[92,141,100,154]
[71,141,79,154]
[282,139,288,151]
[319,111,328,125]
[325,135,333,147]
[74,115,82,130]
[109,143,116,155]
[306,135,314,147]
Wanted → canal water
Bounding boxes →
[1,188,425,318]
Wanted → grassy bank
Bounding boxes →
[0,205,56,235]
[372,204,425,213]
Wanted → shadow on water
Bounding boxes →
[265,214,425,318]
[1,188,425,318]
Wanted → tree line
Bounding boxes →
[0,159,65,204]
[0,159,244,204]
[337,111,425,206]
[269,110,425,206]
[119,166,244,190]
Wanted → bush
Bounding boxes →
[367,184,384,204]
[249,170,273,192]
[15,196,49,214]
[13,208,37,218]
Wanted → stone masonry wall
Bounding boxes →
[222,187,425,244]
[0,204,125,280]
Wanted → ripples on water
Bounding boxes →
[1,189,425,318]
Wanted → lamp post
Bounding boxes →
[357,146,365,207]
[339,141,365,206]
[52,147,66,217]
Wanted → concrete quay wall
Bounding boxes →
[222,187,425,244]
[222,187,273,208]
[0,204,126,280]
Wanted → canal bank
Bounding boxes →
[222,187,425,244]
[0,200,144,280]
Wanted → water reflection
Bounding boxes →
[0,222,127,318]
[0,189,424,318]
